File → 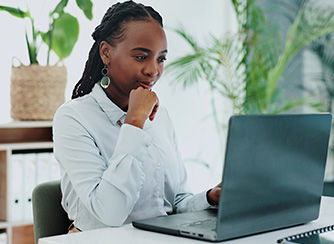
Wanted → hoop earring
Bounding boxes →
[100,64,110,89]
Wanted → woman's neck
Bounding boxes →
[103,85,128,112]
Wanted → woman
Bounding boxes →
[53,1,221,233]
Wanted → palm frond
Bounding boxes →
[172,26,201,52]
[272,97,325,114]
[264,3,334,113]
[166,52,207,88]
[168,1,334,115]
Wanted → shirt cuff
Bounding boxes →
[194,191,212,210]
[114,123,152,161]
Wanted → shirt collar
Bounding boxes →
[91,83,126,126]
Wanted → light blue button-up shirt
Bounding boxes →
[53,83,210,231]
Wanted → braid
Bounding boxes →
[72,1,163,99]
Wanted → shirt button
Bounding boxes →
[117,120,123,126]
[158,192,163,198]
[157,162,160,167]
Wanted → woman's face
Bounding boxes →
[100,20,167,108]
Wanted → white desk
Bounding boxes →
[39,197,334,244]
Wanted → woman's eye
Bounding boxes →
[158,57,167,63]
[136,56,147,61]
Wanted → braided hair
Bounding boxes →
[72,1,163,99]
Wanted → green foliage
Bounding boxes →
[0,0,93,65]
[262,2,334,113]
[75,0,93,20]
[167,0,334,115]
[310,33,334,112]
[166,28,245,113]
[41,13,79,60]
[0,6,28,18]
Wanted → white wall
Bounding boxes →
[0,0,237,193]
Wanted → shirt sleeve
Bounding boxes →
[53,106,151,226]
[165,112,212,213]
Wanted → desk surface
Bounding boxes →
[39,197,334,244]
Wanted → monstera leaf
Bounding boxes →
[76,0,93,20]
[41,13,79,60]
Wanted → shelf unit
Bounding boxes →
[0,121,53,244]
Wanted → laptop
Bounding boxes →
[132,114,332,242]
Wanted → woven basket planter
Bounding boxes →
[10,64,67,120]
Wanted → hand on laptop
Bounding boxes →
[206,183,221,206]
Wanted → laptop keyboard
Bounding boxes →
[183,218,217,231]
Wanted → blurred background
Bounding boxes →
[1,0,334,195]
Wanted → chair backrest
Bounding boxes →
[32,180,71,244]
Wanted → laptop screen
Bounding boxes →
[217,114,332,240]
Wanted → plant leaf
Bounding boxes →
[173,26,200,52]
[48,13,79,60]
[25,32,38,64]
[40,30,49,46]
[51,0,69,15]
[264,3,334,113]
[75,0,93,20]
[0,5,28,18]
[272,97,325,114]
[166,52,211,88]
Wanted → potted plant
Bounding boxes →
[0,0,93,120]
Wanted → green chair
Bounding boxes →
[32,180,71,244]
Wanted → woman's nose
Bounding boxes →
[143,61,159,77]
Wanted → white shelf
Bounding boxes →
[0,122,53,243]
[0,121,52,128]
[0,222,9,229]
[0,142,53,151]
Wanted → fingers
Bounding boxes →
[207,187,220,205]
[207,182,222,206]
[149,95,159,121]
[212,187,221,196]
[126,87,159,128]
[135,86,159,121]
[214,187,221,196]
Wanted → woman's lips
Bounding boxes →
[137,81,155,89]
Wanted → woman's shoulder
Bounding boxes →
[53,93,98,126]
[56,93,97,114]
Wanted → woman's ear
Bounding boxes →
[99,41,112,65]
